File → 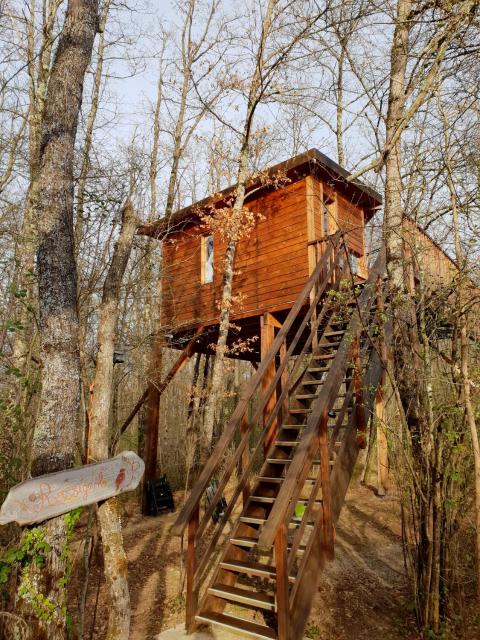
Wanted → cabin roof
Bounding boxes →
[138,148,382,238]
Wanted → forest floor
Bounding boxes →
[71,481,423,640]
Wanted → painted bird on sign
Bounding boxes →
[115,468,126,491]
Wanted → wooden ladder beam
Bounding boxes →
[142,325,204,490]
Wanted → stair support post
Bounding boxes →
[261,313,278,455]
[319,414,334,560]
[240,413,251,506]
[375,278,389,495]
[279,339,289,425]
[186,505,199,633]
[275,522,290,640]
[352,333,367,448]
[143,325,204,511]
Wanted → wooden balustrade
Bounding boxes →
[173,235,340,533]
[258,247,387,552]
[277,271,390,637]
[172,232,352,627]
[173,226,391,638]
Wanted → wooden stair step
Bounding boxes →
[282,424,305,429]
[313,353,336,360]
[266,458,291,464]
[230,535,261,548]
[195,612,277,640]
[300,379,324,386]
[249,495,321,507]
[324,330,345,337]
[249,496,278,504]
[240,515,268,525]
[220,559,276,579]
[296,393,320,400]
[289,408,312,414]
[208,583,275,611]
[230,536,307,557]
[307,366,330,373]
[239,514,316,527]
[220,559,296,582]
[276,440,340,451]
[257,476,318,483]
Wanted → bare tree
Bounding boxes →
[18,2,99,638]
[201,0,324,457]
[437,88,480,603]
[144,0,226,491]
[89,199,137,640]
[379,0,478,631]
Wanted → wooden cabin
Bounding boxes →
[138,151,476,640]
[402,216,459,290]
[139,149,382,360]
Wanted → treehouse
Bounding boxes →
[139,148,382,361]
[137,150,464,640]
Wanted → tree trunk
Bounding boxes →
[383,0,411,288]
[20,2,98,638]
[75,0,112,454]
[89,200,137,640]
[442,97,480,601]
[336,45,345,166]
[10,0,63,483]
[75,0,112,249]
[200,0,277,460]
[200,151,248,457]
[382,0,432,630]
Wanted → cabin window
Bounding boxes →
[348,251,359,276]
[322,194,334,236]
[322,204,329,236]
[201,235,214,284]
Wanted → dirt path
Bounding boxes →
[307,485,416,640]
[73,483,415,639]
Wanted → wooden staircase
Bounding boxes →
[172,233,390,639]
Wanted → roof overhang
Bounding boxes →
[138,148,382,239]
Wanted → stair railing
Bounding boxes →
[172,231,350,629]
[289,321,389,639]
[258,248,388,638]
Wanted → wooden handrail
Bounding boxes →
[180,245,352,598]
[258,247,387,550]
[171,232,345,536]
[193,245,348,544]
[190,246,352,588]
[286,278,391,635]
[287,330,388,630]
[286,318,378,580]
[111,325,204,453]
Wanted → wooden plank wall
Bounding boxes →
[403,217,457,288]
[337,193,365,256]
[162,179,310,329]
[322,181,368,278]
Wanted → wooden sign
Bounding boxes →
[0,451,144,526]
